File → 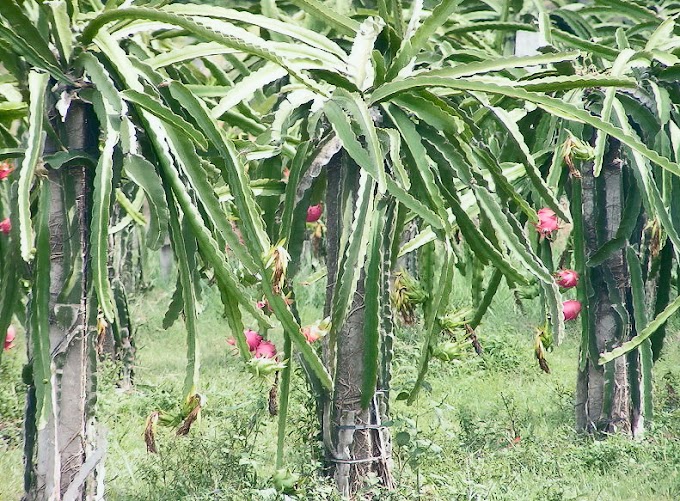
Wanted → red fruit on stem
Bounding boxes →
[555,269,579,289]
[537,207,556,220]
[4,325,16,351]
[306,204,323,223]
[227,329,263,352]
[244,329,263,351]
[254,340,277,359]
[0,218,10,235]
[563,300,582,321]
[0,163,14,180]
[535,208,559,236]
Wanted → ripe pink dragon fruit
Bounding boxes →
[306,204,323,223]
[244,329,263,351]
[0,218,10,235]
[227,329,263,352]
[254,340,277,359]
[563,300,582,321]
[4,325,15,351]
[0,163,14,181]
[535,208,559,236]
[555,269,579,289]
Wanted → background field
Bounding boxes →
[2,263,680,500]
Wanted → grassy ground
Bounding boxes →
[2,267,680,500]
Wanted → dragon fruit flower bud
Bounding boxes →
[302,317,331,343]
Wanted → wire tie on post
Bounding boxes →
[328,455,391,465]
[336,423,386,431]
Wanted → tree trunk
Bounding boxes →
[396,220,418,277]
[25,99,99,500]
[323,158,393,497]
[576,138,636,435]
[331,270,393,496]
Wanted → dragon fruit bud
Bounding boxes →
[302,326,315,343]
[4,325,16,351]
[562,300,582,321]
[302,317,331,343]
[535,208,559,236]
[0,218,10,235]
[306,204,323,223]
[303,326,324,343]
[254,340,277,359]
[555,269,579,289]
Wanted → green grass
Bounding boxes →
[0,334,25,500]
[2,268,680,499]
